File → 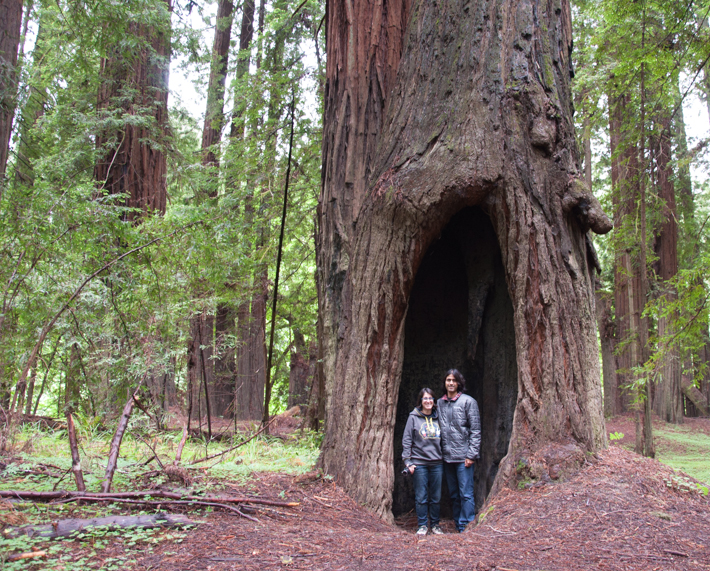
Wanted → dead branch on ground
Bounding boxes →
[190,416,278,465]
[65,413,85,491]
[101,375,146,493]
[3,513,195,539]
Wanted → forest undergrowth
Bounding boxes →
[0,413,708,570]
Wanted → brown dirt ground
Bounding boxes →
[130,444,709,571]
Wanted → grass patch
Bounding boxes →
[653,424,710,486]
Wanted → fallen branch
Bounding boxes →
[102,376,147,493]
[174,424,188,466]
[54,496,260,523]
[0,489,300,507]
[6,551,47,562]
[190,416,278,465]
[65,413,85,492]
[3,513,195,539]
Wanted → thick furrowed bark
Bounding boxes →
[318,0,610,518]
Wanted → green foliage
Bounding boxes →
[0,0,326,424]
[608,431,625,441]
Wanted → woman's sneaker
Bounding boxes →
[416,526,428,536]
[430,525,444,535]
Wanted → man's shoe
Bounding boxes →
[430,525,444,535]
[416,526,428,536]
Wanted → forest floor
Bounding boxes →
[1,414,709,570]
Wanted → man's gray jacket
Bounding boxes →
[437,392,481,462]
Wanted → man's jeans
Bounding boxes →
[444,461,475,531]
[411,463,443,527]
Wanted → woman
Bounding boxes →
[402,388,444,536]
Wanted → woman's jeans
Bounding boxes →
[444,461,475,531]
[412,463,443,527]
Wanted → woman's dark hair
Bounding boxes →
[416,388,436,409]
[443,369,466,394]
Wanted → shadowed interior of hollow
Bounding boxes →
[393,206,518,517]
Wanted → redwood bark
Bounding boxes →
[94,0,171,217]
[288,331,315,409]
[609,91,641,415]
[654,114,681,423]
[0,0,22,180]
[595,283,618,418]
[318,0,611,520]
[234,273,267,420]
[201,0,233,168]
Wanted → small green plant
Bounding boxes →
[663,474,709,496]
[609,431,624,441]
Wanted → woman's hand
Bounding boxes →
[408,465,415,474]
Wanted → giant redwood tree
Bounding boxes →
[317,0,612,521]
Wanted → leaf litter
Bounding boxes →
[130,446,709,571]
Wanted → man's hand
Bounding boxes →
[408,465,416,474]
[464,458,474,468]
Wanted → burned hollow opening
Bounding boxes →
[393,207,518,517]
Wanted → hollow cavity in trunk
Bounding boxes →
[393,207,518,516]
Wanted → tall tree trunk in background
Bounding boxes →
[212,305,236,415]
[94,0,171,217]
[654,114,682,423]
[234,274,266,420]
[0,0,22,183]
[585,110,618,417]
[596,283,618,417]
[188,313,214,432]
[609,92,641,416]
[228,0,267,422]
[318,0,611,520]
[201,0,233,169]
[15,3,48,187]
[229,0,254,140]
[186,0,235,419]
[287,330,315,409]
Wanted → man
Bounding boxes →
[437,369,481,532]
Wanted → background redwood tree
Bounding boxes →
[317,0,612,520]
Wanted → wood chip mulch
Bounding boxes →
[137,446,710,571]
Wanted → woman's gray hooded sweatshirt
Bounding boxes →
[401,407,442,467]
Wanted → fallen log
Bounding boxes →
[681,377,709,416]
[6,551,47,562]
[0,489,300,507]
[3,513,195,539]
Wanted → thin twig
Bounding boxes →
[189,416,278,465]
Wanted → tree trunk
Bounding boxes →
[318,0,611,520]
[234,273,266,420]
[0,0,22,181]
[654,113,681,423]
[94,0,171,217]
[288,331,315,409]
[229,0,255,139]
[609,91,641,415]
[14,1,47,187]
[201,0,233,169]
[186,0,235,419]
[212,305,236,416]
[187,313,214,430]
[595,282,618,417]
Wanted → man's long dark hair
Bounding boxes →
[443,369,466,394]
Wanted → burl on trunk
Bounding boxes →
[317,0,612,521]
